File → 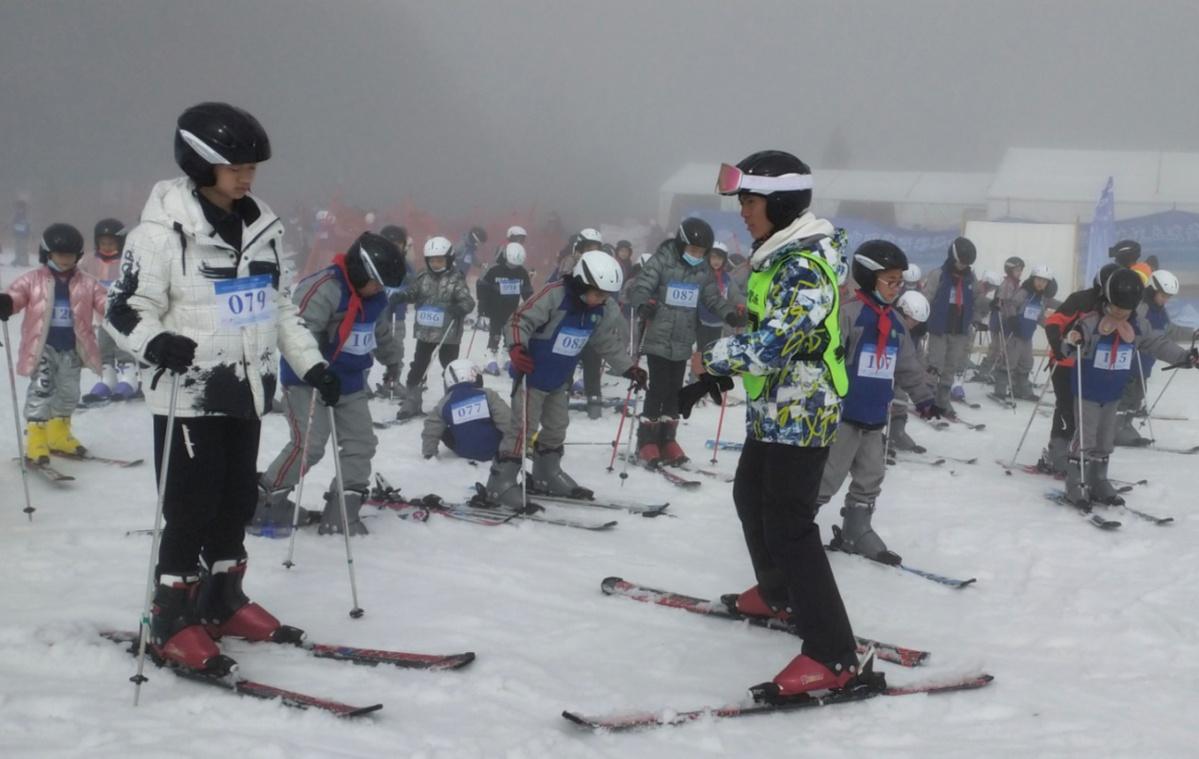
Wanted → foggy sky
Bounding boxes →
[3,0,1199,227]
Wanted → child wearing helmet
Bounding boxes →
[254,231,406,537]
[421,359,511,461]
[817,241,940,567]
[1059,269,1198,506]
[888,289,934,456]
[922,237,979,416]
[476,241,533,376]
[970,269,1006,383]
[696,241,743,353]
[0,223,108,463]
[81,218,144,403]
[394,236,476,420]
[483,249,646,508]
[992,265,1057,402]
[628,217,743,465]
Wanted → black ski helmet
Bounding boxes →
[93,218,126,252]
[949,237,977,266]
[38,223,85,264]
[468,226,487,246]
[676,217,715,251]
[379,224,409,251]
[345,231,406,289]
[175,102,272,187]
[852,239,908,294]
[1103,267,1144,310]
[728,150,813,233]
[1109,239,1141,267]
[1092,262,1120,290]
[1004,256,1025,273]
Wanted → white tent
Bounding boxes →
[987,148,1199,222]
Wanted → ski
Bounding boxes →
[599,577,929,668]
[985,393,1018,409]
[669,460,734,482]
[826,546,976,589]
[523,486,671,516]
[1151,444,1199,455]
[301,642,476,670]
[704,439,744,451]
[1113,504,1174,526]
[913,415,950,431]
[51,451,144,468]
[100,631,382,717]
[372,414,424,430]
[562,673,994,731]
[372,489,618,531]
[890,453,947,467]
[1043,490,1122,530]
[995,460,1137,493]
[618,455,701,489]
[14,457,75,483]
[945,414,986,431]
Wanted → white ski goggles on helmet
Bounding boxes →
[716,163,814,196]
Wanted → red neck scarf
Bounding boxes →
[330,253,363,361]
[856,290,893,367]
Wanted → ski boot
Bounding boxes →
[25,421,50,465]
[113,361,142,400]
[933,384,957,420]
[726,584,791,623]
[887,415,925,455]
[585,396,604,420]
[830,501,901,565]
[570,379,585,396]
[1036,437,1069,477]
[659,417,687,465]
[199,558,303,644]
[396,384,424,420]
[484,456,531,510]
[1113,412,1151,447]
[484,360,501,377]
[318,489,370,535]
[1012,374,1039,402]
[248,479,318,537]
[751,649,883,703]
[636,419,661,464]
[83,363,117,403]
[1086,456,1124,506]
[1065,456,1088,506]
[150,572,232,673]
[531,445,593,499]
[46,417,86,456]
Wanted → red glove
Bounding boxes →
[509,344,535,375]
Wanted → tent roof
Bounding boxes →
[989,148,1199,204]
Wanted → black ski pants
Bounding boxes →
[406,340,460,388]
[153,415,260,577]
[1050,364,1075,441]
[733,439,857,669]
[643,353,686,419]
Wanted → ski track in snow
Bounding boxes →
[2,293,1198,757]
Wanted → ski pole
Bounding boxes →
[1142,369,1178,425]
[1142,333,1194,424]
[327,405,364,619]
[1075,347,1088,503]
[1133,352,1156,447]
[606,380,636,472]
[709,389,728,465]
[132,371,180,706]
[1007,366,1053,468]
[520,376,529,511]
[1,322,34,521]
[465,313,481,357]
[997,317,1016,411]
[618,381,641,486]
[282,388,320,569]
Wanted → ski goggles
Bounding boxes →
[716,163,814,196]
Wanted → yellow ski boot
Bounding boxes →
[46,417,87,456]
[25,421,50,464]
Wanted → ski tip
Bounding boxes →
[561,709,592,727]
[954,578,979,589]
[600,576,625,594]
[344,703,384,718]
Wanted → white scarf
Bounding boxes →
[750,212,837,271]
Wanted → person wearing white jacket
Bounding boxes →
[105,103,336,675]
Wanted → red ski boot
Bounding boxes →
[751,650,883,703]
[728,584,790,622]
[149,574,230,673]
[637,419,661,464]
[200,559,304,644]
[659,418,688,465]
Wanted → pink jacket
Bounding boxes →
[6,267,107,376]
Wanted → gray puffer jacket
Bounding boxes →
[628,239,734,361]
[400,267,475,344]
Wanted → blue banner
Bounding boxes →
[1084,177,1116,284]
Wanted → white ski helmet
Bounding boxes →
[503,241,527,267]
[712,241,729,254]
[573,249,623,293]
[423,236,453,258]
[980,270,1004,287]
[576,228,603,249]
[506,225,527,239]
[443,358,480,389]
[1149,269,1179,296]
[1029,264,1055,282]
[896,290,930,323]
[902,263,922,284]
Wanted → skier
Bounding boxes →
[628,217,743,465]
[476,241,533,376]
[1059,269,1197,506]
[483,250,646,508]
[81,218,144,402]
[394,236,475,420]
[681,149,872,700]
[494,225,527,264]
[559,229,613,418]
[421,358,511,461]
[922,237,978,416]
[901,262,922,293]
[11,199,31,266]
[889,289,933,455]
[455,225,487,279]
[374,224,410,400]
[696,241,742,353]
[994,265,1056,402]
[987,256,1026,398]
[816,240,941,565]
[613,239,635,283]
[103,102,338,672]
[970,269,1005,383]
[0,223,108,462]
[1114,269,1197,446]
[254,231,406,536]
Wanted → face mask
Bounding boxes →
[683,252,704,267]
[873,289,896,304]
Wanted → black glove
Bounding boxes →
[622,365,648,392]
[973,321,989,333]
[144,332,197,374]
[637,300,659,320]
[724,310,747,328]
[304,363,342,406]
[916,400,945,420]
[0,294,13,321]
[678,374,735,419]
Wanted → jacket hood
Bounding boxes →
[750,212,837,271]
[139,176,277,248]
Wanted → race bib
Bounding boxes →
[13,222,29,235]
[416,306,445,328]
[552,326,590,357]
[450,394,489,425]
[215,275,275,329]
[50,299,72,328]
[1023,304,1042,321]
[342,323,377,356]
[497,278,521,296]
[665,281,700,308]
[1094,345,1133,371]
[857,344,897,379]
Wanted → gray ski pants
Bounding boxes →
[1075,399,1118,458]
[24,345,81,421]
[97,327,136,366]
[817,422,888,507]
[926,333,971,404]
[262,386,377,493]
[498,381,571,456]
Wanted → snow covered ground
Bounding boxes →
[2,281,1199,757]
